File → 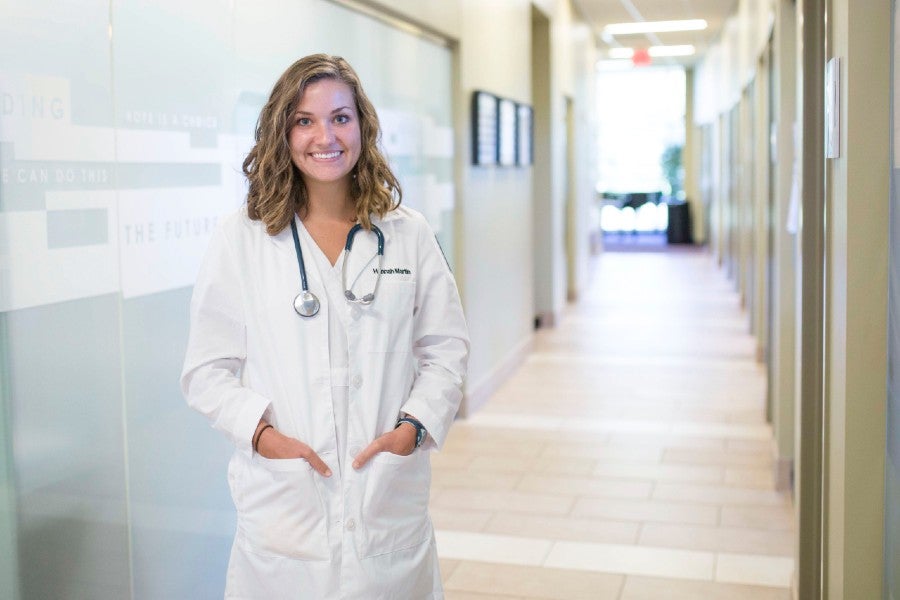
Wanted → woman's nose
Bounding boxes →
[314,122,336,143]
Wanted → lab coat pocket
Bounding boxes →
[364,280,416,352]
[232,454,329,561]
[360,449,431,558]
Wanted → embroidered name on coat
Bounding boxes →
[373,267,412,275]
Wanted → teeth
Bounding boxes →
[311,151,341,159]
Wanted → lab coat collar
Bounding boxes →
[371,210,402,246]
[269,218,296,254]
[267,211,397,250]
[373,209,403,224]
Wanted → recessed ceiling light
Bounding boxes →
[648,45,695,57]
[603,19,708,35]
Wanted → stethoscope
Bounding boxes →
[289,218,385,318]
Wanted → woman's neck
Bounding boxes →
[302,180,357,223]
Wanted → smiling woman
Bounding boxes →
[181,53,469,599]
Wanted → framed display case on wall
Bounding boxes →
[472,91,533,167]
[498,98,517,166]
[516,103,533,165]
[472,90,498,165]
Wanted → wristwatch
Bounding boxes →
[396,416,427,448]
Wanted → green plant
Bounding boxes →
[661,144,684,197]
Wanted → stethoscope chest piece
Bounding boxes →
[293,290,320,317]
[290,219,320,319]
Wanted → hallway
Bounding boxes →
[430,248,796,599]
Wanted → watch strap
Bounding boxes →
[396,416,426,448]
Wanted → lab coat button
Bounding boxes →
[352,374,362,388]
[351,306,362,320]
[345,518,356,531]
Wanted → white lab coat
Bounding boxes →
[181,205,469,599]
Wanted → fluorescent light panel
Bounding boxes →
[603,19,707,35]
[608,47,635,59]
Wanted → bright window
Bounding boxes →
[595,65,686,195]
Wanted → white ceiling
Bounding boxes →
[572,0,740,66]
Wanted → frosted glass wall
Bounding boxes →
[0,1,454,598]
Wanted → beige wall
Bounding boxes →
[546,0,568,316]
[534,0,596,323]
[569,22,598,295]
[770,0,796,491]
[695,0,892,594]
[684,69,702,243]
[823,0,890,597]
[355,0,462,39]
[692,7,785,371]
[534,0,596,319]
[752,55,770,366]
[693,1,775,262]
[367,0,598,410]
[458,0,536,409]
[694,0,775,125]
[694,3,776,330]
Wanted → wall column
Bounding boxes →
[823,0,890,596]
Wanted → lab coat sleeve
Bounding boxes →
[181,219,271,453]
[400,215,469,450]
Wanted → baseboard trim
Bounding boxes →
[535,309,561,329]
[461,334,534,418]
[774,456,793,492]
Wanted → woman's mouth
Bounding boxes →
[310,151,342,160]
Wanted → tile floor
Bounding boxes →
[431,248,796,599]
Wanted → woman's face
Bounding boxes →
[288,78,362,189]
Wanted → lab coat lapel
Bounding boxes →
[266,217,329,300]
[264,219,331,440]
[299,222,353,330]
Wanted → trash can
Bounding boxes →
[667,200,692,244]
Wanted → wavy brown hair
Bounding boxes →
[243,54,401,234]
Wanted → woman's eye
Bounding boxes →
[334,114,350,124]
[297,117,311,126]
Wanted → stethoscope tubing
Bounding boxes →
[290,218,312,293]
[290,217,385,318]
[341,223,385,304]
[345,223,385,254]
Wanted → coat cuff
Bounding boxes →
[400,396,456,450]
[230,393,272,454]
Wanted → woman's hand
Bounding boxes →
[352,422,417,469]
[254,421,332,477]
